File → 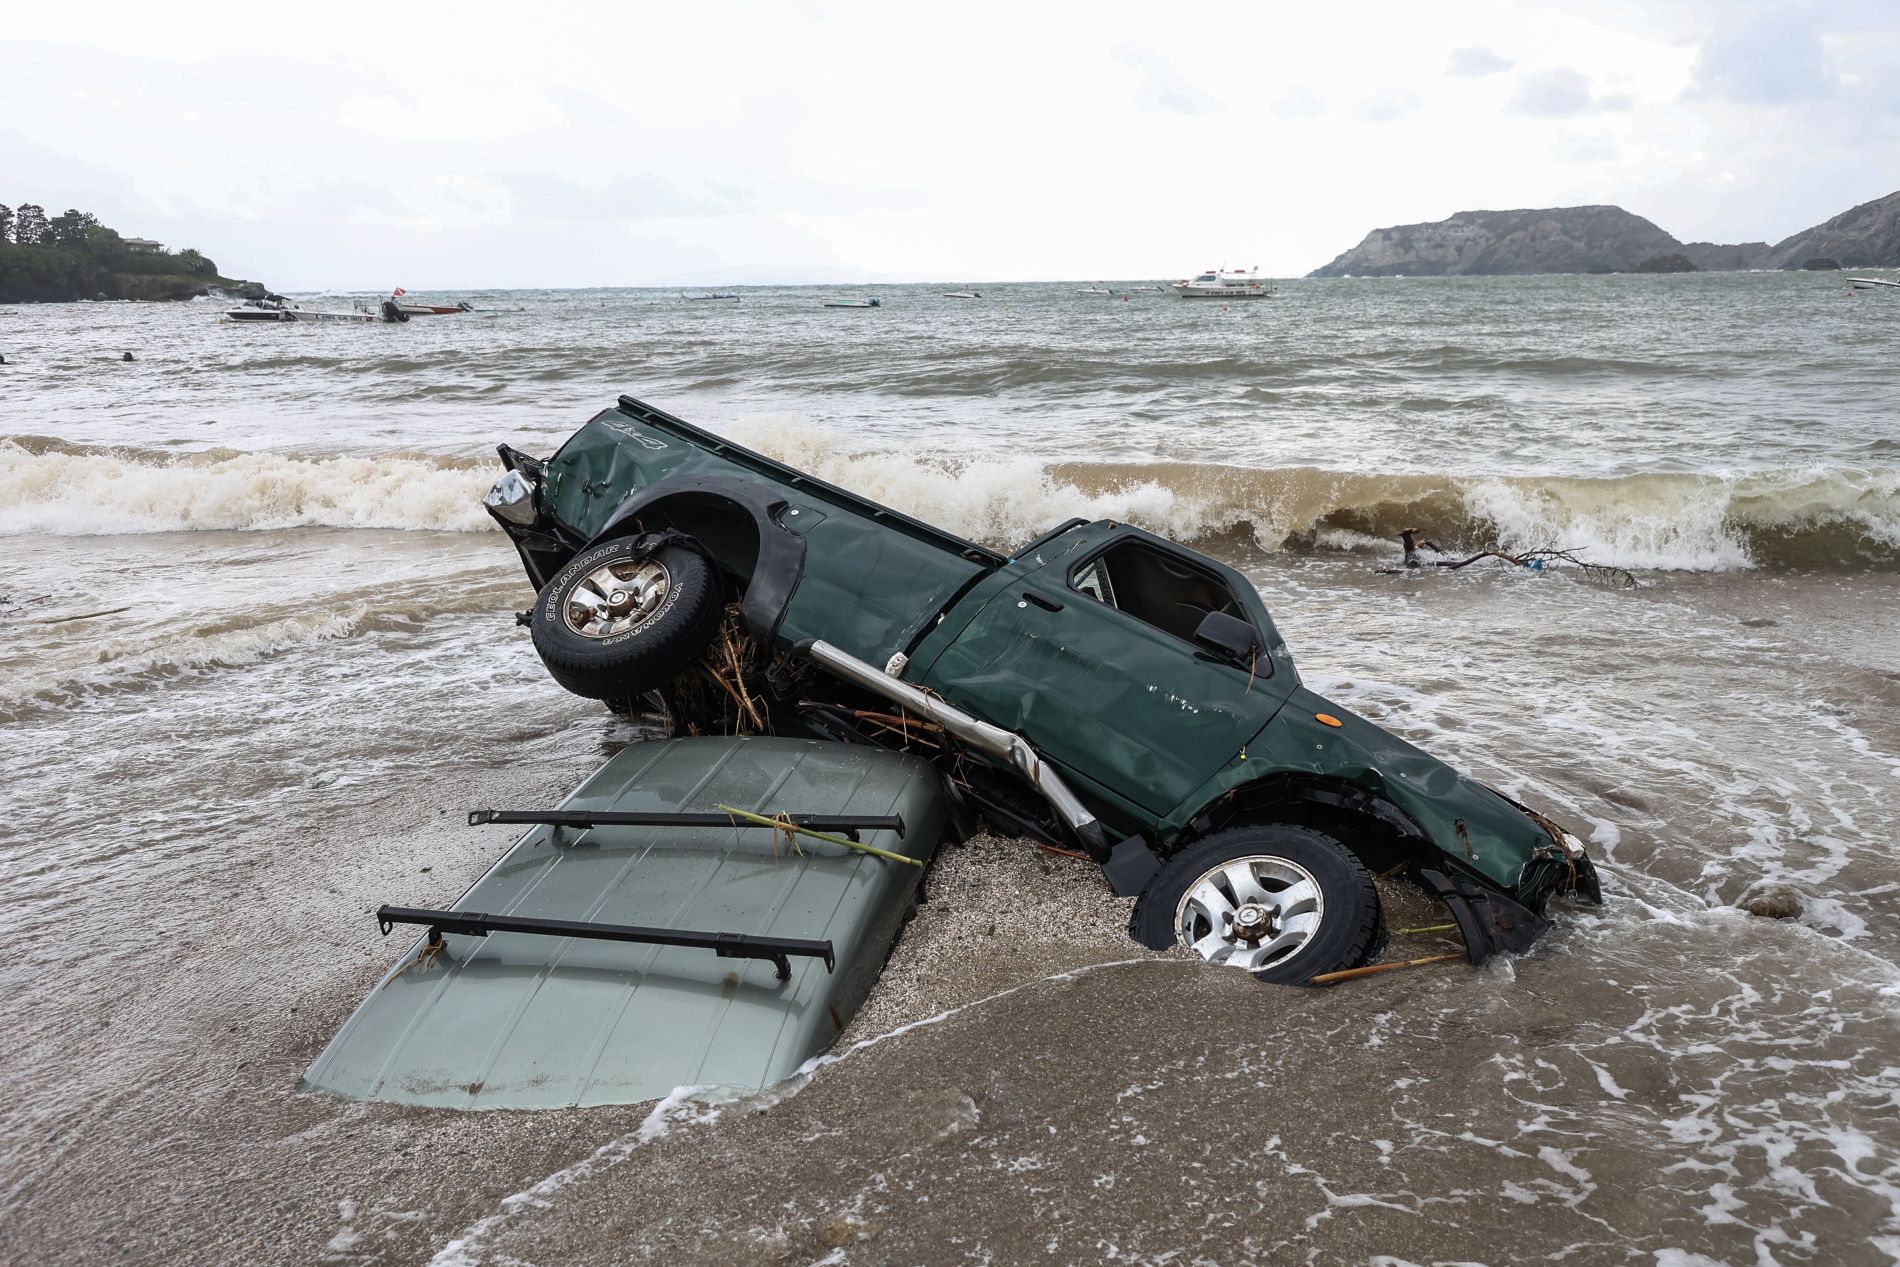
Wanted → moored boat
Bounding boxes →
[822,297,881,308]
[943,291,982,299]
[1171,267,1276,299]
[223,295,379,324]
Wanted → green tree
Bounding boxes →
[84,224,125,256]
[0,204,12,244]
[14,203,48,245]
[47,208,101,250]
[174,247,218,275]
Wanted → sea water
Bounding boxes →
[1,274,1895,1264]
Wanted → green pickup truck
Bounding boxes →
[483,395,1601,984]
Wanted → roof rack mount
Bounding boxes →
[467,808,904,841]
[375,904,835,982]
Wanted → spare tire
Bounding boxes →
[1129,825,1383,986]
[529,537,723,704]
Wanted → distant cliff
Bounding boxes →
[1765,191,1900,270]
[1308,206,1679,277]
[1309,192,1900,277]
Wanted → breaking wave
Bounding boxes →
[5,433,1896,570]
[0,438,496,535]
[734,420,1900,572]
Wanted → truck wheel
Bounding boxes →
[529,538,723,704]
[1129,825,1383,986]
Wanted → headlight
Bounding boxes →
[483,468,537,526]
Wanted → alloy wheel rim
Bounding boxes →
[1173,855,1325,972]
[562,559,671,639]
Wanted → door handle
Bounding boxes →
[1021,589,1064,612]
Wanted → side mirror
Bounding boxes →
[1193,611,1259,664]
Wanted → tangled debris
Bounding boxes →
[1386,528,1638,588]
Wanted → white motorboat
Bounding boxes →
[943,291,982,299]
[1170,268,1276,299]
[680,292,740,302]
[1074,285,1112,295]
[1848,277,1900,290]
[397,300,475,315]
[224,295,379,324]
[822,297,881,308]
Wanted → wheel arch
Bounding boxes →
[593,475,807,642]
[1187,771,1435,877]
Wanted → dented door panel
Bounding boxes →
[922,535,1297,817]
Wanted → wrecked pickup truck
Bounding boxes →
[482,395,1601,985]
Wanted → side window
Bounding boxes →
[1070,540,1249,643]
[1073,558,1115,606]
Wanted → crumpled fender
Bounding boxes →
[1265,686,1583,898]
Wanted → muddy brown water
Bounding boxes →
[3,280,1898,1264]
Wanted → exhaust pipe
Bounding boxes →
[795,639,1107,859]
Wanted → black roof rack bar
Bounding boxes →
[375,905,835,982]
[467,808,903,840]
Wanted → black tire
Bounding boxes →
[529,538,723,704]
[1129,825,1383,986]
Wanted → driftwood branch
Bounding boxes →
[1391,529,1636,588]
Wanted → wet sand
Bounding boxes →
[8,767,1894,1266]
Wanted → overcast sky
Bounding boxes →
[5,1,1898,289]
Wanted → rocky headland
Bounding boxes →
[0,203,264,303]
[1310,189,1900,277]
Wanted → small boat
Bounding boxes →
[823,297,881,308]
[223,295,380,324]
[1171,268,1276,299]
[680,292,741,302]
[1075,286,1112,295]
[1847,277,1900,290]
[943,291,982,299]
[397,300,475,315]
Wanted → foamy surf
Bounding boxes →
[7,432,1897,570]
[733,418,1900,571]
[0,441,497,535]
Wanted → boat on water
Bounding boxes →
[680,292,741,302]
[1171,268,1276,299]
[1075,285,1112,295]
[823,297,881,308]
[943,291,982,299]
[397,300,475,315]
[223,295,382,324]
[1848,277,1900,290]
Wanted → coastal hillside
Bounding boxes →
[1766,190,1900,269]
[1307,205,1679,277]
[1310,190,1900,276]
[0,203,254,302]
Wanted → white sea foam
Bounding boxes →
[729,417,1900,571]
[0,606,370,717]
[0,443,496,535]
[7,429,1897,571]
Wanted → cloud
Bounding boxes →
[1275,87,1325,118]
[1688,7,1835,103]
[1116,48,1219,115]
[1446,46,1513,78]
[1356,88,1420,122]
[1509,67,1630,117]
[1555,132,1619,162]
